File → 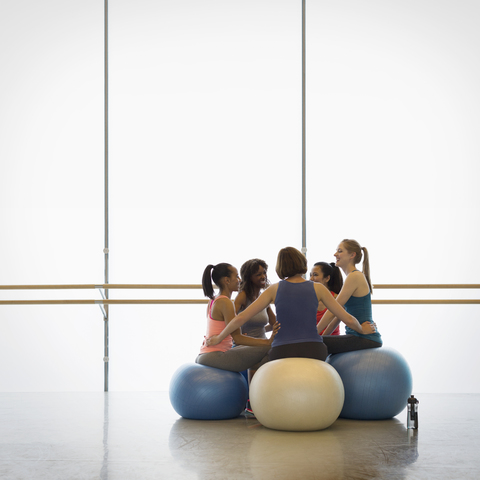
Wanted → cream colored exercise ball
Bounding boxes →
[249,357,345,431]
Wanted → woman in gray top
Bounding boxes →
[234,259,276,383]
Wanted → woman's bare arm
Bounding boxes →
[206,285,278,346]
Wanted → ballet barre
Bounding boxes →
[1,283,479,305]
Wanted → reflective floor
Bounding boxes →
[0,391,478,479]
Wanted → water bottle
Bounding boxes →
[407,395,419,429]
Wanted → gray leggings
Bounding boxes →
[322,334,382,355]
[195,345,270,372]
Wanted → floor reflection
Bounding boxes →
[168,414,419,480]
[1,392,479,480]
[101,392,109,480]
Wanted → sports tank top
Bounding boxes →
[344,292,382,344]
[272,280,322,348]
[199,295,234,353]
[239,298,269,339]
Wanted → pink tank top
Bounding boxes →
[199,295,234,354]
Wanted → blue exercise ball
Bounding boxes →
[327,347,412,420]
[169,363,248,420]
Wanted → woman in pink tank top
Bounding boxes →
[195,263,278,373]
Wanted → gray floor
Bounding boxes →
[0,391,478,480]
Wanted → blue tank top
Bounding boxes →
[272,280,322,347]
[344,292,382,344]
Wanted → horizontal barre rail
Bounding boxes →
[0,300,209,305]
[372,300,480,304]
[0,284,205,290]
[373,284,480,289]
[1,299,480,305]
[1,283,480,290]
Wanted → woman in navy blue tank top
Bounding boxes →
[206,247,376,361]
[317,239,382,354]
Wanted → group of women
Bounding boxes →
[196,239,382,378]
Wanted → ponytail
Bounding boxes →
[202,265,216,299]
[314,262,344,295]
[361,247,373,294]
[202,263,233,299]
[328,262,344,295]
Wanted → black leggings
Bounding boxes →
[269,342,328,361]
[322,335,382,355]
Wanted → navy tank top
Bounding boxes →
[272,280,322,347]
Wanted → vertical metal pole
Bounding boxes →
[104,0,110,392]
[302,0,307,259]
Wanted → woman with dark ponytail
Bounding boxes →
[317,239,382,354]
[196,263,277,372]
[309,262,343,335]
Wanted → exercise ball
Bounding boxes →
[169,363,248,420]
[249,358,344,431]
[327,347,412,420]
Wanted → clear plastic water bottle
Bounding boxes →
[407,395,419,429]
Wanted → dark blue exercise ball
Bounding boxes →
[327,347,412,420]
[169,363,248,420]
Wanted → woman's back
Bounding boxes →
[344,292,382,343]
[272,280,321,347]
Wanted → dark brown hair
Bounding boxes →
[239,258,270,302]
[313,262,343,295]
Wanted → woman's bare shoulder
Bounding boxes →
[346,270,364,283]
[346,271,370,294]
[234,290,247,305]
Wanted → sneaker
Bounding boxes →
[243,399,255,417]
[244,408,256,418]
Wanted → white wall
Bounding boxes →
[0,0,479,393]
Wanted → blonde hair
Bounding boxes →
[341,239,373,294]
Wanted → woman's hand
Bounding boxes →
[362,321,376,335]
[268,321,281,344]
[205,335,221,346]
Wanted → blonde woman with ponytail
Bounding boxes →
[317,239,382,354]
